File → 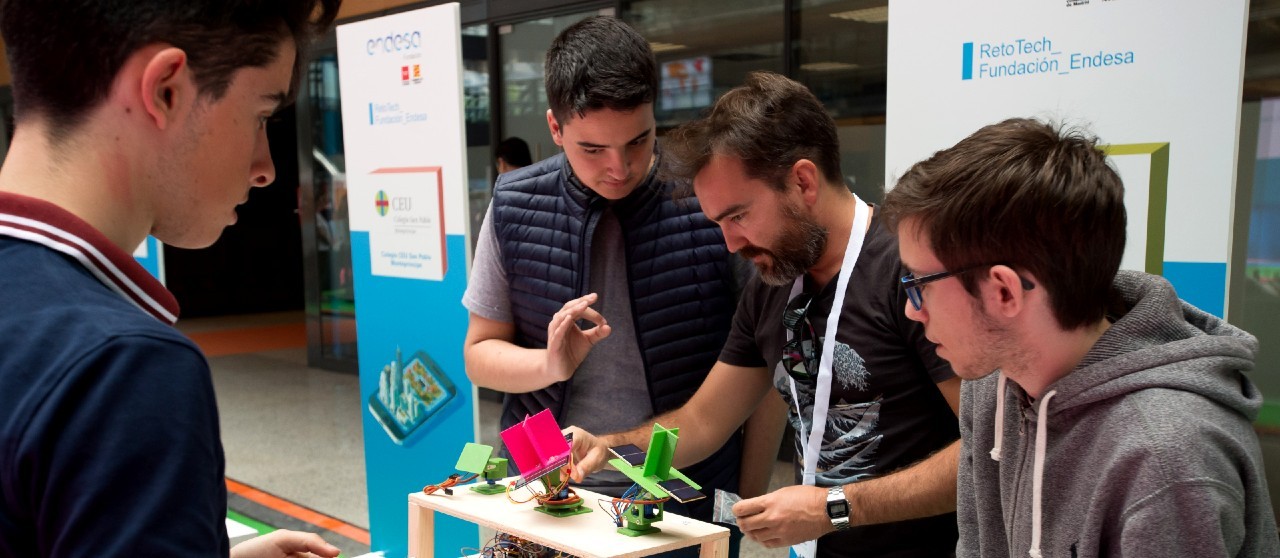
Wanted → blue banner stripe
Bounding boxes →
[1162,261,1227,318]
[962,42,974,80]
[349,231,477,556]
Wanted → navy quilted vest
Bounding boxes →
[490,153,742,509]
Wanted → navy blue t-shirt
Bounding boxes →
[0,196,228,557]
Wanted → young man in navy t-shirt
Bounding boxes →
[0,1,342,556]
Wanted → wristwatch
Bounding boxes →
[826,485,851,531]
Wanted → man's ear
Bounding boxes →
[790,159,821,204]
[983,265,1032,319]
[546,109,564,147]
[139,47,194,131]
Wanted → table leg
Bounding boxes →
[408,501,436,558]
[698,536,728,558]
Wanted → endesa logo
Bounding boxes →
[366,31,423,56]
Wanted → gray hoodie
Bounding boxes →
[957,270,1280,557]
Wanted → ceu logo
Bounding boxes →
[375,190,390,216]
[366,31,423,56]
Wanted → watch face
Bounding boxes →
[828,500,849,517]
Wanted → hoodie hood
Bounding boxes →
[1043,270,1260,420]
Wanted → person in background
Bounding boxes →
[463,17,784,557]
[0,1,342,556]
[881,117,1280,557]
[495,136,533,174]
[569,72,962,558]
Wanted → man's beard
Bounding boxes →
[739,201,828,287]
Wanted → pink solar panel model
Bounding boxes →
[499,409,572,490]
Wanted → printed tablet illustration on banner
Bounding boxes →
[368,347,456,446]
[368,166,447,280]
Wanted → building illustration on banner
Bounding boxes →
[368,346,456,446]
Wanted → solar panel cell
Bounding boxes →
[609,444,647,467]
[657,479,705,503]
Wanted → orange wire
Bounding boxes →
[504,453,581,505]
[423,473,478,495]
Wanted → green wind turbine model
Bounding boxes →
[607,424,706,537]
[454,442,509,495]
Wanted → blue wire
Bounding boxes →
[616,483,642,524]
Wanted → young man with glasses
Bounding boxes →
[568,72,961,558]
[882,117,1279,557]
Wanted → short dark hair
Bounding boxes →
[881,117,1126,330]
[496,137,533,168]
[544,16,657,126]
[1,0,340,142]
[661,72,843,196]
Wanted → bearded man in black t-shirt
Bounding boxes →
[567,72,961,558]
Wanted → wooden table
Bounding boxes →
[408,480,729,558]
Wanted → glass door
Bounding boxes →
[298,44,359,372]
[497,9,606,168]
[463,23,493,251]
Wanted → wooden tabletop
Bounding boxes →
[408,479,729,558]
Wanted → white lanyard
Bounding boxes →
[785,195,869,487]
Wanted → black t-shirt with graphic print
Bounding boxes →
[720,214,960,558]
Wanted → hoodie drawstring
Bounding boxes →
[989,372,1008,461]
[1028,390,1057,558]
[989,375,1056,557]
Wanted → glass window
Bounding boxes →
[301,50,358,369]
[498,12,600,169]
[795,0,888,202]
[1237,3,1280,421]
[794,0,887,120]
[1231,0,1280,513]
[622,0,785,130]
[462,24,492,250]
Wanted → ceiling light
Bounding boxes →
[830,6,889,23]
[800,61,860,72]
[650,42,686,53]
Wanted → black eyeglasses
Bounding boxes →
[781,293,821,382]
[901,264,1035,311]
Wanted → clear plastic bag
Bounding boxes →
[711,489,742,526]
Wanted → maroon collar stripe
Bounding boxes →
[0,193,179,325]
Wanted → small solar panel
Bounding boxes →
[609,444,647,467]
[658,479,705,503]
